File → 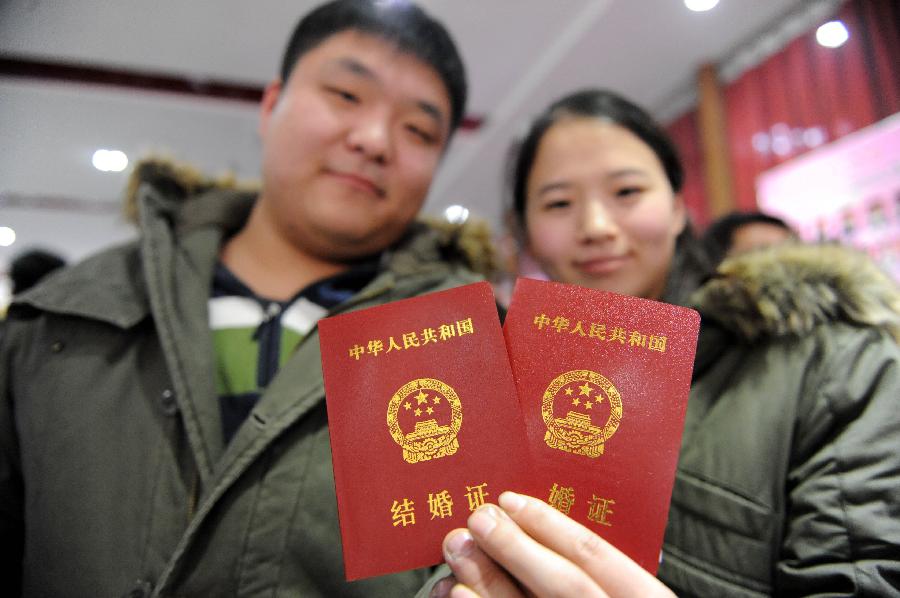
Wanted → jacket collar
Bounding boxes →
[10,241,150,328]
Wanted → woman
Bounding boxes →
[430,90,900,597]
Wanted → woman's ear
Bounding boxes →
[671,192,688,237]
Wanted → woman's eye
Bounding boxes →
[616,187,642,199]
[406,124,437,145]
[545,199,571,210]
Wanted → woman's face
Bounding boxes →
[524,117,686,300]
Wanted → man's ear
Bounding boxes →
[258,79,283,138]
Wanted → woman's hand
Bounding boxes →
[434,491,674,598]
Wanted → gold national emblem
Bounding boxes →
[542,369,622,458]
[387,378,462,464]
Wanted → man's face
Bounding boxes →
[257,30,452,261]
[728,222,793,257]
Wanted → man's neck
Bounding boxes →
[220,205,349,302]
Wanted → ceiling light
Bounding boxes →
[816,21,849,48]
[0,226,16,247]
[443,205,470,224]
[92,149,129,173]
[684,0,719,12]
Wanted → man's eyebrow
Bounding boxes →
[331,57,378,80]
[327,57,447,131]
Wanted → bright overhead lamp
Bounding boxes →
[685,0,719,12]
[443,204,470,224]
[92,149,129,173]
[816,21,849,48]
[0,226,16,247]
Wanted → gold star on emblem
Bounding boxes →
[565,387,574,396]
[584,401,593,410]
[594,394,605,403]
[414,408,422,417]
[579,382,593,396]
[572,398,581,406]
[426,406,434,415]
[416,391,428,405]
[433,395,442,404]
[403,402,411,410]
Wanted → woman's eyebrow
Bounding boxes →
[536,180,573,197]
[606,168,648,180]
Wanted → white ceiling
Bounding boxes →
[0,0,819,275]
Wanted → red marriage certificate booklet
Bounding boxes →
[503,278,700,574]
[319,282,531,580]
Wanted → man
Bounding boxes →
[700,211,797,268]
[0,1,479,595]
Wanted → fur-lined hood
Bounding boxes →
[692,243,900,343]
[123,158,498,277]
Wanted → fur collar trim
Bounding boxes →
[691,243,900,343]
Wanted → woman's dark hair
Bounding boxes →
[507,89,712,304]
[280,0,467,135]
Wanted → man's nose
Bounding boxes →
[345,110,391,165]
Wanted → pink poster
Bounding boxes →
[757,113,900,282]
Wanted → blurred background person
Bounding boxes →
[701,211,797,267]
[0,248,66,318]
[9,248,66,295]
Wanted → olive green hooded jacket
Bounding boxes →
[658,243,900,596]
[0,162,491,597]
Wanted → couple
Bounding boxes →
[2,1,898,596]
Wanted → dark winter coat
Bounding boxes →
[658,243,900,596]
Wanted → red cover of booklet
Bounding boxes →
[503,278,700,574]
[319,282,531,581]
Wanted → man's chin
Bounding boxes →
[307,227,407,263]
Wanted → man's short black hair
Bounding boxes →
[280,0,467,135]
[701,211,794,267]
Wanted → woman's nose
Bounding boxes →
[578,198,617,241]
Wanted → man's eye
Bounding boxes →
[326,86,359,104]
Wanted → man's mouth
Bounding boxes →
[326,169,386,198]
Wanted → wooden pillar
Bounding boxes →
[696,63,735,218]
